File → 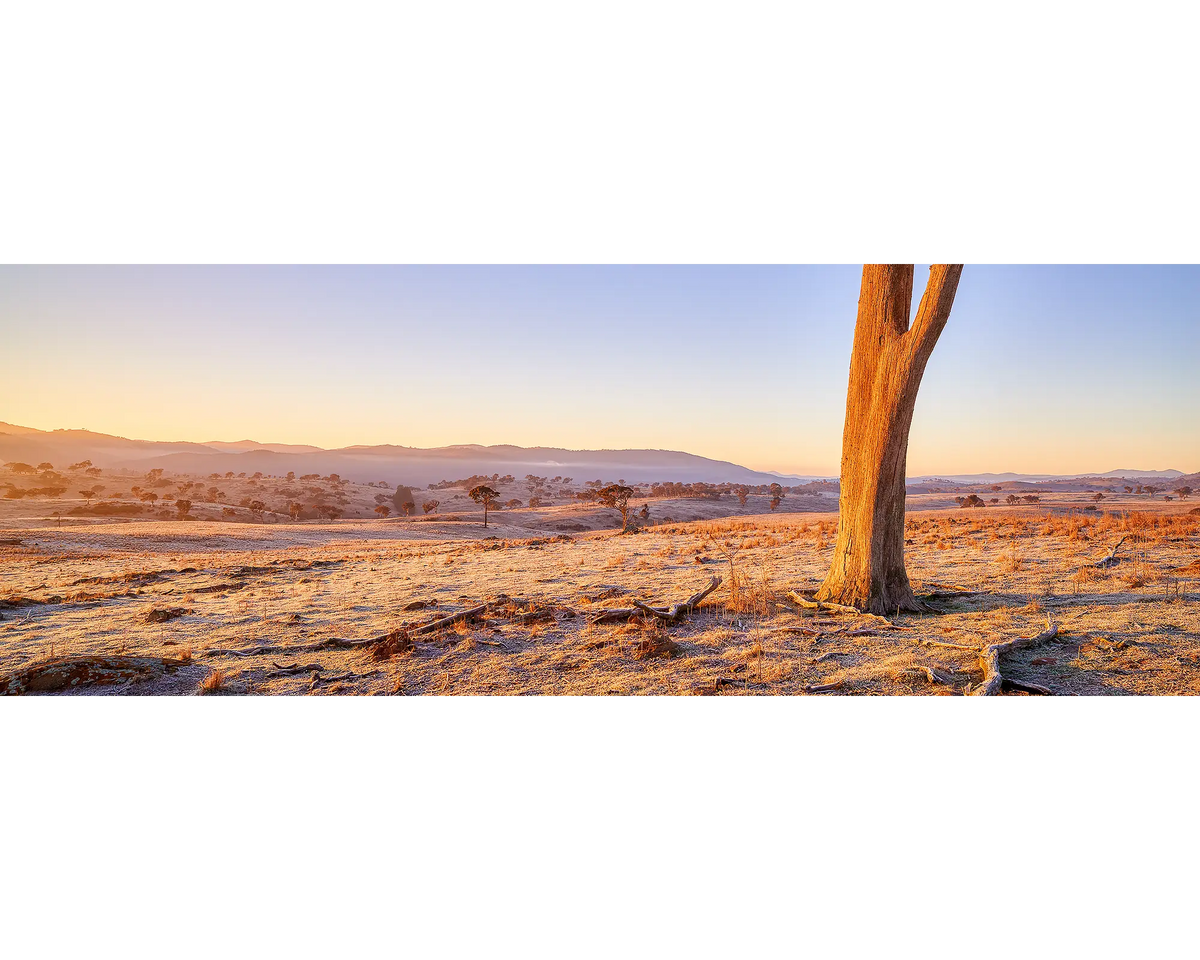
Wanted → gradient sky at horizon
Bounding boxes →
[2,265,1197,476]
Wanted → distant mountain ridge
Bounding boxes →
[911,469,1184,484]
[0,422,806,487]
[3,422,1192,488]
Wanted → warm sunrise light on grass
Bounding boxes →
[1,264,1198,698]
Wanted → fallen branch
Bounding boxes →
[1092,536,1128,569]
[805,679,844,694]
[590,577,721,624]
[267,662,323,677]
[975,623,1059,697]
[200,637,378,658]
[918,639,980,652]
[1001,677,1054,696]
[412,603,490,635]
[902,665,957,686]
[786,592,895,626]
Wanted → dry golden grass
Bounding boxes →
[2,497,1198,696]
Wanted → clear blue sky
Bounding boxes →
[2,265,1196,476]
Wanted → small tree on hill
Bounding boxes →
[1175,486,1192,500]
[249,500,266,521]
[176,499,192,519]
[1006,494,1020,505]
[768,483,785,511]
[401,500,415,517]
[734,486,750,507]
[469,485,500,528]
[289,502,303,521]
[596,484,634,532]
[423,500,440,515]
[375,504,391,519]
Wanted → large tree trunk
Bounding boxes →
[815,264,963,614]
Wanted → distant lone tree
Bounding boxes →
[175,499,192,519]
[1092,492,1105,502]
[595,483,635,532]
[7,462,36,475]
[816,264,963,614]
[80,488,98,505]
[1145,485,1159,499]
[401,500,415,517]
[289,502,303,521]
[639,503,650,522]
[375,504,391,519]
[37,462,53,471]
[68,460,92,471]
[248,500,266,521]
[469,485,500,528]
[734,486,750,507]
[528,495,542,508]
[1175,486,1192,500]
[422,500,440,515]
[506,498,523,510]
[1006,494,1020,505]
[1022,494,1040,504]
[768,483,785,511]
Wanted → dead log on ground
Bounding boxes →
[0,655,190,695]
[975,623,1059,696]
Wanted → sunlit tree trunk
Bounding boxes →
[815,264,963,614]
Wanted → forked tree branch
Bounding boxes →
[908,264,963,351]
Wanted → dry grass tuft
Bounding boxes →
[1123,561,1154,589]
[199,668,225,695]
[619,619,680,660]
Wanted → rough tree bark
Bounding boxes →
[815,264,963,614]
